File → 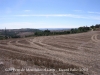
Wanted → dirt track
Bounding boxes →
[0,31,100,75]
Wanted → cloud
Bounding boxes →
[4,13,100,21]
[24,10,31,12]
[88,11,100,14]
[13,14,90,20]
[14,14,86,18]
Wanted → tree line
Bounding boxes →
[0,24,100,40]
[34,24,100,36]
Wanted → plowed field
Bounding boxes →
[0,31,100,75]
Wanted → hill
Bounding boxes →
[0,28,41,39]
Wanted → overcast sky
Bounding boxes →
[0,0,100,29]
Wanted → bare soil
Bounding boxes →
[0,31,100,75]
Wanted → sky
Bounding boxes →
[0,0,100,29]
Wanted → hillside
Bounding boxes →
[0,28,41,39]
[0,30,100,75]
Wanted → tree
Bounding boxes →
[5,27,8,39]
[95,24,100,28]
[44,29,50,33]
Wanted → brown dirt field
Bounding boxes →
[0,31,100,75]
